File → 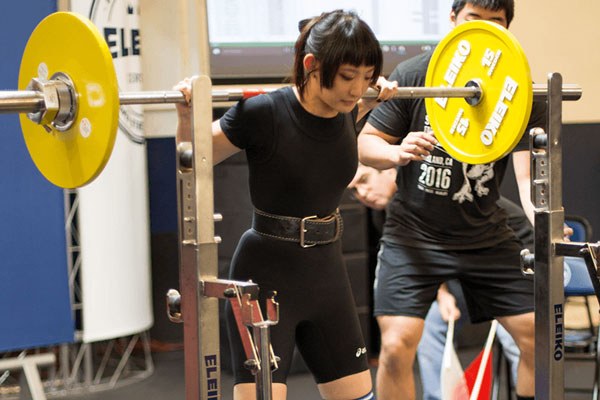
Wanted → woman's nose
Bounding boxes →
[350,80,366,97]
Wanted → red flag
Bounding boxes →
[441,319,498,400]
[465,320,498,400]
[463,348,493,399]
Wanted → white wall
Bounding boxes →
[139,0,209,138]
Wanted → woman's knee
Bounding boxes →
[317,370,372,400]
[234,382,287,400]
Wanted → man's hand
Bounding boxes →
[563,224,574,241]
[357,76,399,120]
[437,285,461,322]
[393,131,438,166]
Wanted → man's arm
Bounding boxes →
[513,150,535,225]
[357,123,402,169]
[514,149,575,239]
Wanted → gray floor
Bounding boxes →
[47,346,598,400]
[59,349,323,400]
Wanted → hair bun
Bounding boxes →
[298,17,312,32]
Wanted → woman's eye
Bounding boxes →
[340,74,354,81]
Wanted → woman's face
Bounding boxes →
[316,63,375,114]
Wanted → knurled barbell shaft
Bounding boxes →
[0,83,582,115]
[0,91,45,113]
[119,86,483,105]
[116,84,583,104]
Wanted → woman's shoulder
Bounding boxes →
[268,85,293,103]
[228,89,279,119]
[240,86,293,114]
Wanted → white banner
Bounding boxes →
[71,0,153,342]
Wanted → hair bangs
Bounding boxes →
[319,18,383,88]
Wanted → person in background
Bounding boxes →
[417,195,535,400]
[357,1,544,398]
[349,168,525,399]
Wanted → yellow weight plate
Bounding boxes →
[19,12,119,188]
[425,20,533,164]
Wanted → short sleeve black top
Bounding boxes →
[219,86,359,218]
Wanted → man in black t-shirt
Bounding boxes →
[357,1,541,399]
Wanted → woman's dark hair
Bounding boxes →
[292,10,383,100]
[451,0,514,26]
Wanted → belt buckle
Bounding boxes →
[333,211,342,241]
[300,215,318,248]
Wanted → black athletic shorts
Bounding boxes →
[226,229,369,385]
[373,239,534,323]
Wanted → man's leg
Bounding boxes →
[497,312,535,398]
[377,315,424,400]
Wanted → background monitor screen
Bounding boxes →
[207,0,454,82]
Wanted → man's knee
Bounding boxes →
[378,316,423,367]
[500,313,534,340]
[379,334,419,372]
[517,337,535,363]
[516,323,535,351]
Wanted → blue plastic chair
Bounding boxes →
[563,215,598,400]
[492,215,597,400]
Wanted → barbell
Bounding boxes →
[3,12,582,188]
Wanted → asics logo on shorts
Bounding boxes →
[355,347,367,357]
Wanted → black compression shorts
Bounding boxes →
[226,229,369,385]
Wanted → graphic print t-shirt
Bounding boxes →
[367,51,546,250]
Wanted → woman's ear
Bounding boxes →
[303,53,319,75]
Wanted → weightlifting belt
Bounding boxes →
[252,208,343,248]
